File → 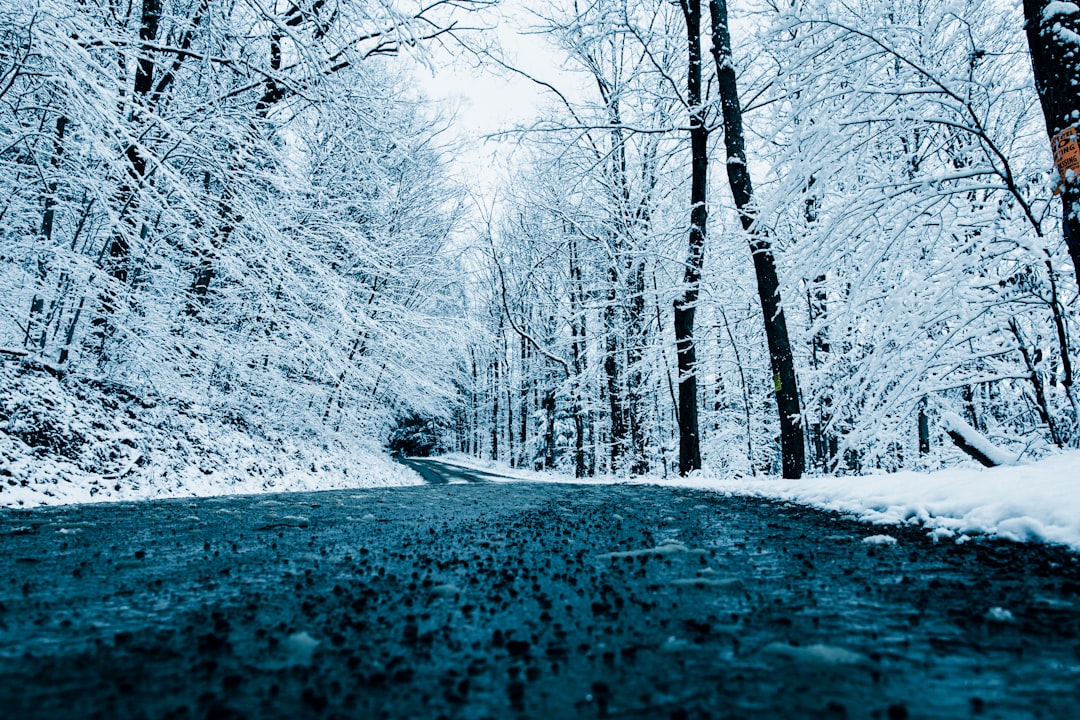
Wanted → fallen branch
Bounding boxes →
[941,411,1019,467]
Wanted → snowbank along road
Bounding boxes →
[1,458,1079,719]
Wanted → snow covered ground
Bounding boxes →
[1,434,422,508]
[1,431,422,508]
[0,364,422,508]
[433,452,1080,552]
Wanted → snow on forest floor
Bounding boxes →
[0,364,421,508]
[1,434,422,508]
[433,452,1080,552]
[1,438,421,509]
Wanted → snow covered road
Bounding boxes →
[1,465,1078,718]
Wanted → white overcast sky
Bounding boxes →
[410,1,587,198]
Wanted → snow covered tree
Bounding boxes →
[752,0,1079,463]
[1,0,484,478]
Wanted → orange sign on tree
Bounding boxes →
[1052,127,1080,190]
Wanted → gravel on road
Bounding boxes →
[1,460,1079,719]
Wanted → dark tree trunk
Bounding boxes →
[918,400,930,456]
[604,268,626,471]
[505,330,515,467]
[543,387,556,469]
[112,0,160,281]
[674,0,707,476]
[38,117,68,262]
[606,108,653,476]
[26,116,68,350]
[520,335,530,469]
[626,260,649,475]
[1024,0,1080,289]
[568,235,588,478]
[708,0,804,479]
[946,431,996,467]
[962,384,980,432]
[470,348,479,456]
[491,349,500,461]
[56,198,95,367]
[807,271,832,470]
[805,178,834,471]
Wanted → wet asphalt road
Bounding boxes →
[395,458,504,485]
[1,459,1079,719]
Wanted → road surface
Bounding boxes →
[1,458,1078,718]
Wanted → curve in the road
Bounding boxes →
[397,457,497,485]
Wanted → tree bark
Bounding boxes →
[505,330,515,466]
[604,267,626,471]
[1024,0,1080,290]
[708,0,804,479]
[918,401,930,456]
[491,346,500,461]
[112,0,160,282]
[470,347,479,456]
[804,179,834,470]
[543,387,556,469]
[674,0,707,475]
[626,259,649,475]
[520,334,530,469]
[568,234,588,478]
[26,116,68,351]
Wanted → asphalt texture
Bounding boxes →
[1,459,1079,719]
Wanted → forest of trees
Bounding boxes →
[452,0,1080,479]
[0,0,486,473]
[2,0,1078,485]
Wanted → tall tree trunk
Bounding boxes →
[1009,318,1062,446]
[26,116,68,351]
[470,348,479,456]
[116,0,160,278]
[491,348,500,461]
[520,334,530,469]
[708,0,804,479]
[1024,0,1080,290]
[804,177,834,471]
[918,399,931,456]
[807,273,832,470]
[674,0,707,475]
[543,386,556,469]
[604,266,626,471]
[505,330,515,466]
[55,197,95,367]
[626,259,649,475]
[569,235,588,477]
